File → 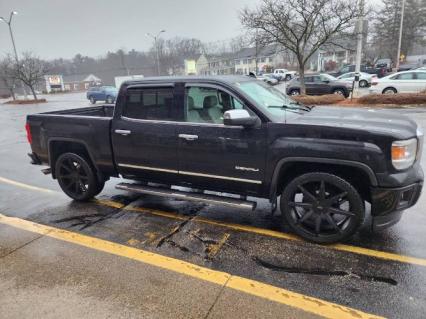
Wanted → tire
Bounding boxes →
[285,74,292,81]
[359,80,368,88]
[106,96,114,104]
[333,88,345,96]
[55,152,104,201]
[382,87,397,94]
[280,172,365,244]
[89,96,96,104]
[289,89,300,96]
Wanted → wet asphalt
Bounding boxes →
[1,92,426,318]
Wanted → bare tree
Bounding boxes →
[0,57,17,100]
[8,52,48,100]
[241,0,361,93]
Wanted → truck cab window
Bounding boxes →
[185,86,245,124]
[123,88,176,121]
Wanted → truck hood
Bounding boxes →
[286,106,418,139]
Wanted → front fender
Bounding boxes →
[265,137,385,199]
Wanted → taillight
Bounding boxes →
[25,123,32,144]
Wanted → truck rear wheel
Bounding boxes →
[55,152,104,201]
[280,172,364,244]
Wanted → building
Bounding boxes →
[316,46,356,72]
[62,74,102,91]
[184,54,207,75]
[234,45,284,75]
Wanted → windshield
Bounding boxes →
[236,80,306,121]
[320,74,337,81]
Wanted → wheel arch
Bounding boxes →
[48,138,99,179]
[269,157,378,202]
[382,86,397,94]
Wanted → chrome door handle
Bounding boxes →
[115,129,131,136]
[179,134,198,141]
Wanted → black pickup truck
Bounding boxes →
[26,76,424,243]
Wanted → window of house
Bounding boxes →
[184,86,247,124]
[261,57,266,63]
[123,87,177,121]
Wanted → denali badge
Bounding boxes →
[235,166,260,172]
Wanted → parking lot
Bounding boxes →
[1,92,426,318]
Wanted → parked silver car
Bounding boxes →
[337,72,376,88]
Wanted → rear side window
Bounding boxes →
[394,73,414,80]
[123,87,177,121]
[416,72,426,80]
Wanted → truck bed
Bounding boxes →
[40,105,115,117]
[27,104,117,177]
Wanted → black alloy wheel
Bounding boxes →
[90,96,96,104]
[289,89,300,96]
[281,172,364,244]
[55,153,104,201]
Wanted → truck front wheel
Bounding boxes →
[280,172,364,244]
[55,152,104,201]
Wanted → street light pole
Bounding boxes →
[146,30,165,76]
[0,11,28,99]
[395,0,406,71]
[352,0,365,99]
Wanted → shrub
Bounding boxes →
[4,98,47,105]
[291,94,345,105]
[358,93,426,105]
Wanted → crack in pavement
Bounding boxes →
[252,256,398,286]
[156,217,194,248]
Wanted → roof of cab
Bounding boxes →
[122,75,255,87]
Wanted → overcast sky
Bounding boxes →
[0,0,262,60]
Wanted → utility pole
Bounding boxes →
[146,30,165,76]
[395,0,406,70]
[0,11,28,99]
[352,0,365,99]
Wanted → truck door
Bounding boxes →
[111,84,182,184]
[176,84,267,195]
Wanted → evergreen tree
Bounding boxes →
[372,0,426,62]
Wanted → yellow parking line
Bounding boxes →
[0,213,384,319]
[0,176,59,194]
[2,176,426,267]
[96,199,426,267]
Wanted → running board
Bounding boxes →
[115,183,257,210]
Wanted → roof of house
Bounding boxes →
[235,45,279,59]
[62,74,101,83]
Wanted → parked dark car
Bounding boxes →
[329,64,387,78]
[286,74,351,97]
[26,75,423,244]
[86,86,118,104]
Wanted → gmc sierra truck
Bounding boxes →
[26,76,424,243]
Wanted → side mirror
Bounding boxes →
[223,109,259,128]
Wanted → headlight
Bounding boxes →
[392,138,417,170]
